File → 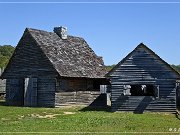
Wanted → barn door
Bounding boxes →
[24,78,37,107]
[6,79,24,106]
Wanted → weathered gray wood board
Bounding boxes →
[37,77,56,107]
[1,30,58,79]
[2,30,58,107]
[5,77,105,107]
[6,77,56,107]
[107,44,180,113]
[24,78,37,107]
[111,80,176,113]
[55,91,107,107]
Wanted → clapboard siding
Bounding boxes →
[107,44,180,113]
[2,31,58,79]
[110,81,177,113]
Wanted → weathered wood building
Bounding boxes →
[1,27,107,107]
[106,43,180,113]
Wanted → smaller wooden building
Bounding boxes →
[106,43,180,113]
[1,27,108,107]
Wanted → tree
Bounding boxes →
[0,45,15,68]
[171,64,180,74]
[105,64,116,71]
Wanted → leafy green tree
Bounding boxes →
[171,64,180,74]
[0,45,15,68]
[105,64,116,71]
[0,45,14,57]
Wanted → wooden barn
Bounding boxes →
[106,43,180,113]
[1,27,108,107]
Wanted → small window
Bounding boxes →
[123,84,159,97]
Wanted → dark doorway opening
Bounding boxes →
[145,85,155,96]
[130,84,155,96]
[93,80,102,90]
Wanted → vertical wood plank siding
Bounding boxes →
[24,78,38,107]
[109,46,178,113]
[37,77,56,107]
[6,79,24,106]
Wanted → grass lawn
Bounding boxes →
[0,101,180,134]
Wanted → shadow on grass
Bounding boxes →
[0,100,24,107]
[80,105,111,112]
[0,100,6,106]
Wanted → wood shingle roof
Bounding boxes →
[27,28,106,78]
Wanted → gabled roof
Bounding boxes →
[106,43,180,78]
[2,28,106,78]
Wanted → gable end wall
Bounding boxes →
[109,46,177,113]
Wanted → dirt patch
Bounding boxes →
[23,111,76,119]
[18,115,25,120]
[1,118,10,121]
[55,105,86,108]
[30,113,61,119]
[64,112,75,115]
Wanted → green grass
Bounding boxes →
[0,101,180,134]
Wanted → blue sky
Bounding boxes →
[0,1,180,65]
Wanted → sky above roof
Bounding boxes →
[0,0,180,65]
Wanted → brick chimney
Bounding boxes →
[54,26,67,39]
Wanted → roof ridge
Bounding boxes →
[26,27,85,40]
